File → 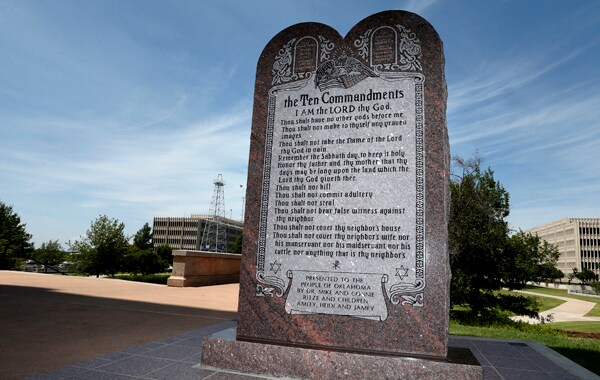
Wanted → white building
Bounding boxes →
[525,218,600,278]
[152,214,243,252]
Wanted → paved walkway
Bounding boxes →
[513,290,600,323]
[1,271,598,379]
[22,321,599,380]
[0,271,238,379]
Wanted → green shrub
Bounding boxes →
[124,247,168,275]
[111,273,171,285]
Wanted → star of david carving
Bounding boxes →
[269,261,281,274]
[395,265,409,280]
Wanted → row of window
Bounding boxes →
[582,262,600,270]
[155,232,239,241]
[153,237,199,246]
[580,239,600,247]
[539,228,575,239]
[579,227,600,235]
[153,220,199,228]
[582,251,600,259]
[163,230,201,236]
[154,228,201,234]
[555,240,575,246]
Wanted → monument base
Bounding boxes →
[166,250,240,287]
[201,333,483,380]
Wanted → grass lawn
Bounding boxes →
[549,321,600,333]
[524,285,598,302]
[535,295,567,312]
[586,303,600,317]
[495,289,566,314]
[450,321,600,375]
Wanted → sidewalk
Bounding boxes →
[0,271,238,379]
[25,322,597,379]
[2,271,597,379]
[513,290,600,323]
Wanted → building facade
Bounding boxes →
[152,214,243,252]
[525,218,600,278]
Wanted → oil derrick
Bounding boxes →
[200,174,227,252]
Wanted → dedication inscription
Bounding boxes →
[258,68,425,321]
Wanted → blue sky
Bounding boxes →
[1,0,599,246]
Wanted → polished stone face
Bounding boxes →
[237,10,450,359]
[263,74,424,321]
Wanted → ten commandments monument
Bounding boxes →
[202,10,482,379]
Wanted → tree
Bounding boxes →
[574,268,599,285]
[502,232,560,287]
[449,155,514,317]
[230,233,243,254]
[156,244,173,266]
[590,281,600,294]
[546,267,565,284]
[124,223,169,275]
[31,240,67,271]
[0,201,34,269]
[449,155,557,319]
[572,267,579,282]
[70,215,128,277]
[133,223,152,250]
[125,246,168,275]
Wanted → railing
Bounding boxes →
[22,259,69,275]
[567,286,600,299]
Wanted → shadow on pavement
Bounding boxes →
[0,284,236,380]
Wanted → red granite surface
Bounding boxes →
[235,10,450,360]
[202,338,483,380]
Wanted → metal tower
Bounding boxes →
[200,174,228,252]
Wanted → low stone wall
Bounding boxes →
[167,250,241,287]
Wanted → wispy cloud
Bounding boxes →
[1,99,252,243]
[444,16,600,232]
[404,0,440,15]
[449,40,596,114]
[2,1,600,244]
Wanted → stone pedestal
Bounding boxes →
[166,250,240,287]
[202,330,483,380]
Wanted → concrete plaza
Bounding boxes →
[0,271,597,379]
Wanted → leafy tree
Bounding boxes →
[574,268,599,284]
[230,233,243,254]
[31,240,67,271]
[70,215,128,277]
[502,232,560,287]
[156,244,173,266]
[449,155,513,316]
[133,223,152,250]
[590,281,600,294]
[449,155,557,319]
[571,267,579,283]
[0,201,34,269]
[124,223,170,274]
[125,247,168,275]
[546,267,565,284]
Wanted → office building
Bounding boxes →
[525,218,600,278]
[152,214,243,252]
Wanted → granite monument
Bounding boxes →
[202,10,482,379]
